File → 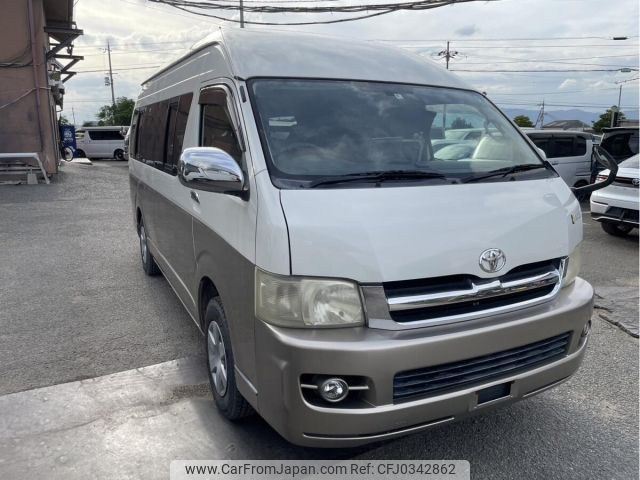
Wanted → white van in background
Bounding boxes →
[525,130,594,192]
[75,126,128,160]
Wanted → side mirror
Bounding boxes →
[572,146,618,196]
[536,147,547,160]
[178,147,246,196]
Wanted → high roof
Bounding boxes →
[145,27,472,90]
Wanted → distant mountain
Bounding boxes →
[501,108,600,126]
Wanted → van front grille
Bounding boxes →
[393,332,571,402]
[384,258,563,325]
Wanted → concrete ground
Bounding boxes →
[0,161,638,479]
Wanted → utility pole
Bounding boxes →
[106,40,116,124]
[438,41,458,70]
[536,99,545,128]
[72,106,76,126]
[613,84,623,127]
[609,85,621,128]
[239,0,244,28]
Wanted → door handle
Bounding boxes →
[190,190,200,203]
[550,161,559,165]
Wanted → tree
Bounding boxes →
[96,97,135,126]
[592,107,626,132]
[450,117,473,129]
[513,115,534,128]
[58,114,71,125]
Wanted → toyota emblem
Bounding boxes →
[479,248,506,273]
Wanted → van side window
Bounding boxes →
[530,136,552,158]
[165,93,193,171]
[87,130,124,141]
[130,111,140,158]
[553,137,574,158]
[574,136,586,156]
[199,87,242,164]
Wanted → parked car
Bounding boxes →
[599,127,639,163]
[525,130,594,191]
[75,126,128,160]
[590,154,639,236]
[129,27,598,447]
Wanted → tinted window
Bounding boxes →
[530,136,552,157]
[601,131,640,160]
[133,94,192,173]
[200,88,242,163]
[574,136,587,155]
[165,94,193,169]
[88,130,123,141]
[553,137,574,157]
[129,111,140,157]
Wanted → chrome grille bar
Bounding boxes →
[387,263,564,312]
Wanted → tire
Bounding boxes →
[204,297,253,420]
[601,222,633,237]
[75,149,86,158]
[138,218,160,276]
[114,149,125,161]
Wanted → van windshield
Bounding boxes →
[249,79,552,188]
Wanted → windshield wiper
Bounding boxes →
[461,164,546,184]
[306,170,449,188]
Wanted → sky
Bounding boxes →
[65,0,640,125]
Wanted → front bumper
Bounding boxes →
[253,278,594,447]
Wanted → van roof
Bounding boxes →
[142,27,471,91]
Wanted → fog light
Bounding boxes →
[319,378,349,403]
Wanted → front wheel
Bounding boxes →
[138,219,160,275]
[205,298,253,420]
[601,222,633,236]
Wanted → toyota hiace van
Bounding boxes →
[525,130,594,191]
[76,126,127,160]
[129,28,602,447]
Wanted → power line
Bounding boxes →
[75,65,161,73]
[149,0,498,25]
[489,86,633,96]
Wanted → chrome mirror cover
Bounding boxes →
[178,147,245,195]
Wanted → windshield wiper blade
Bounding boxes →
[306,170,448,188]
[461,164,546,184]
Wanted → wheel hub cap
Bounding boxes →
[207,321,228,396]
[139,225,147,261]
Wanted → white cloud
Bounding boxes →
[558,79,578,90]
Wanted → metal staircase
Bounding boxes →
[0,153,50,185]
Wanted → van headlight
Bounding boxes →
[562,244,581,288]
[255,269,364,328]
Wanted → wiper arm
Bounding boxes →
[306,170,448,188]
[461,164,546,184]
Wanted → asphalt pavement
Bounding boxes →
[0,161,637,479]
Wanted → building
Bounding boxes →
[542,120,593,133]
[0,0,82,177]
